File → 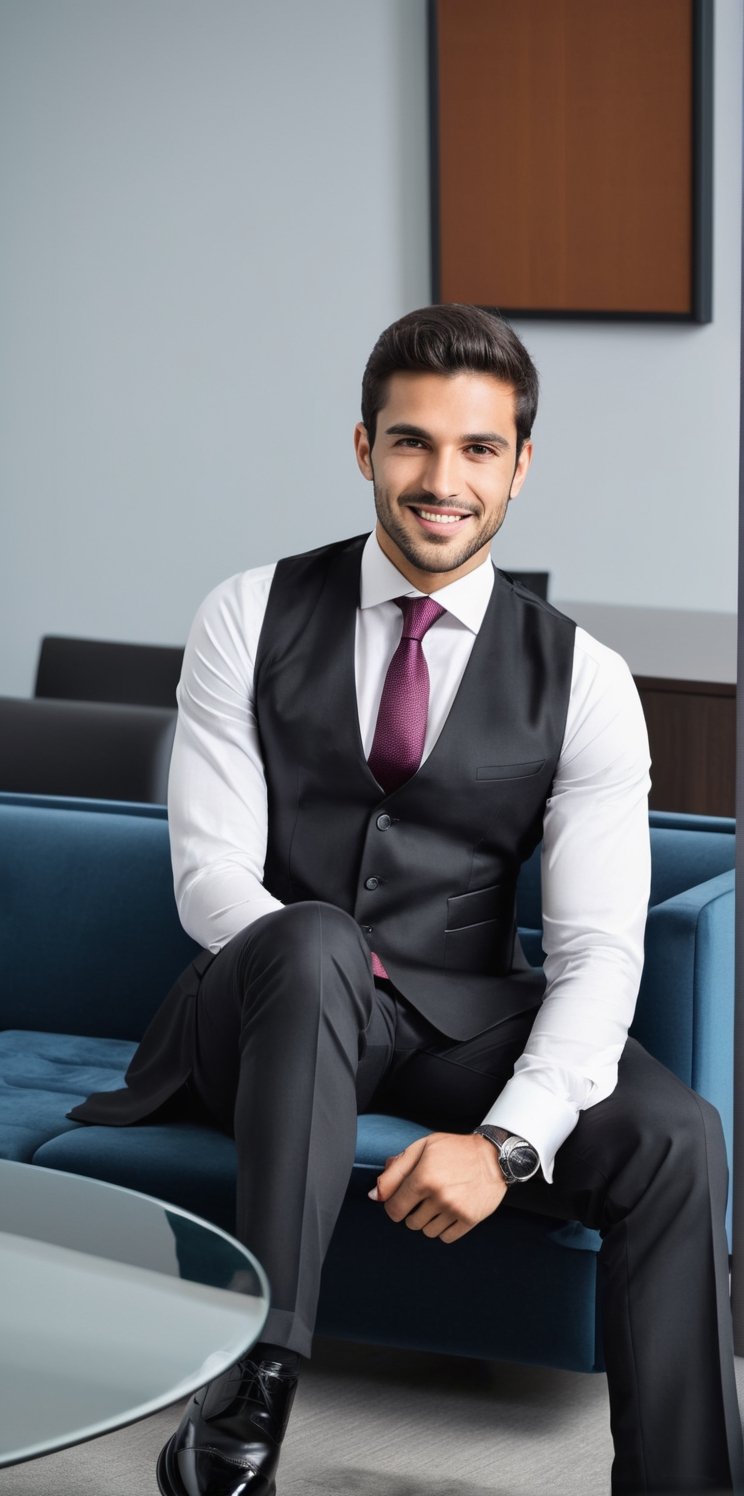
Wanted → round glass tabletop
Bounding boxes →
[0,1159,269,1467]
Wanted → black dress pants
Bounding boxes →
[184,900,743,1496]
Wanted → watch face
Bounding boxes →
[502,1140,539,1182]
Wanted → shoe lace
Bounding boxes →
[230,1356,288,1428]
[239,1360,275,1403]
[203,1352,293,1437]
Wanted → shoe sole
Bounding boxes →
[155,1435,276,1495]
[155,1438,181,1496]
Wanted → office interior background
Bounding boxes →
[1,0,742,699]
[1,3,744,1493]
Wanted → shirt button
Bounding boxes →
[364,926,373,936]
[364,876,380,891]
[376,814,392,831]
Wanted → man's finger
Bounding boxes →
[370,1137,427,1202]
[383,1174,428,1223]
[422,1214,458,1240]
[440,1218,470,1244]
[402,1199,441,1232]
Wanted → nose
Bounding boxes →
[420,447,460,502]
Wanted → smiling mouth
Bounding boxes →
[408,506,474,528]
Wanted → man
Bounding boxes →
[71,304,744,1495]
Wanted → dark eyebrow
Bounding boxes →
[384,422,511,450]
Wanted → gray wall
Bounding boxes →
[507,0,743,615]
[0,0,430,694]
[1,0,741,696]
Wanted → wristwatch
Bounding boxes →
[473,1125,540,1185]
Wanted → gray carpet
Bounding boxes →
[0,1339,742,1495]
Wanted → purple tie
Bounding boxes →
[368,595,446,794]
[367,595,445,981]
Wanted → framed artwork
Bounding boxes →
[430,0,713,321]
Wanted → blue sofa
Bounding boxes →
[0,791,735,1373]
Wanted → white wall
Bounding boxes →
[0,0,741,696]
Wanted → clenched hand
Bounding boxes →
[368,1131,508,1243]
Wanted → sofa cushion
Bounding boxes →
[7,1026,600,1254]
[0,1030,137,1161]
[34,1119,240,1233]
[32,1106,438,1236]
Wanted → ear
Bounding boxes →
[509,439,533,499]
[354,422,374,480]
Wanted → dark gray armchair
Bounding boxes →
[0,697,176,803]
[35,635,184,710]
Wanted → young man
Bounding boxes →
[72,304,744,1495]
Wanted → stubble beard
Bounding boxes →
[373,480,507,576]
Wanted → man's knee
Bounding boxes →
[241,900,368,959]
[227,901,373,1015]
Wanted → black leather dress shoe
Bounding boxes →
[156,1353,298,1496]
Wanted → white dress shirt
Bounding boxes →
[168,532,651,1182]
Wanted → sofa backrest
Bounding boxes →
[0,794,734,1046]
[0,795,197,1040]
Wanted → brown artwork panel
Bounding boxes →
[434,0,703,316]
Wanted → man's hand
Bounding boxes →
[368,1131,508,1244]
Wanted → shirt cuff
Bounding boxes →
[479,1073,582,1183]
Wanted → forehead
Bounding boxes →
[378,370,517,439]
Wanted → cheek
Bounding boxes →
[476,483,510,513]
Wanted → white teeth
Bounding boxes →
[416,509,467,525]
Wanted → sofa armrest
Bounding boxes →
[632,870,734,1148]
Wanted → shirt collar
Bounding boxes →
[359,531,494,635]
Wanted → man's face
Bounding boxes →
[354,371,532,591]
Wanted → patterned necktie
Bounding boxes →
[367,594,445,980]
[368,595,446,793]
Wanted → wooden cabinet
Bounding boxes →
[554,601,736,817]
[635,677,735,817]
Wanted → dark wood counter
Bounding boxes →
[555,602,736,817]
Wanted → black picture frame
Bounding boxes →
[429,0,714,324]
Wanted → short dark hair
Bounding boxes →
[361,303,539,456]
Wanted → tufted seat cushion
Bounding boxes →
[4,1027,601,1261]
[0,1030,137,1161]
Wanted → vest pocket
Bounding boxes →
[444,884,515,974]
[475,760,545,781]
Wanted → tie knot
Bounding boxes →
[395,595,445,641]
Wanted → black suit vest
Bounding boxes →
[254,534,576,1039]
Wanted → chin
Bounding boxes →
[406,545,473,575]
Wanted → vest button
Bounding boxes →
[364,876,380,891]
[376,814,392,831]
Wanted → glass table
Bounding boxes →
[0,1159,268,1467]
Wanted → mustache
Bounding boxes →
[402,494,476,514]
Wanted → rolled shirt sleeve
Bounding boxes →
[167,565,284,952]
[480,629,652,1181]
